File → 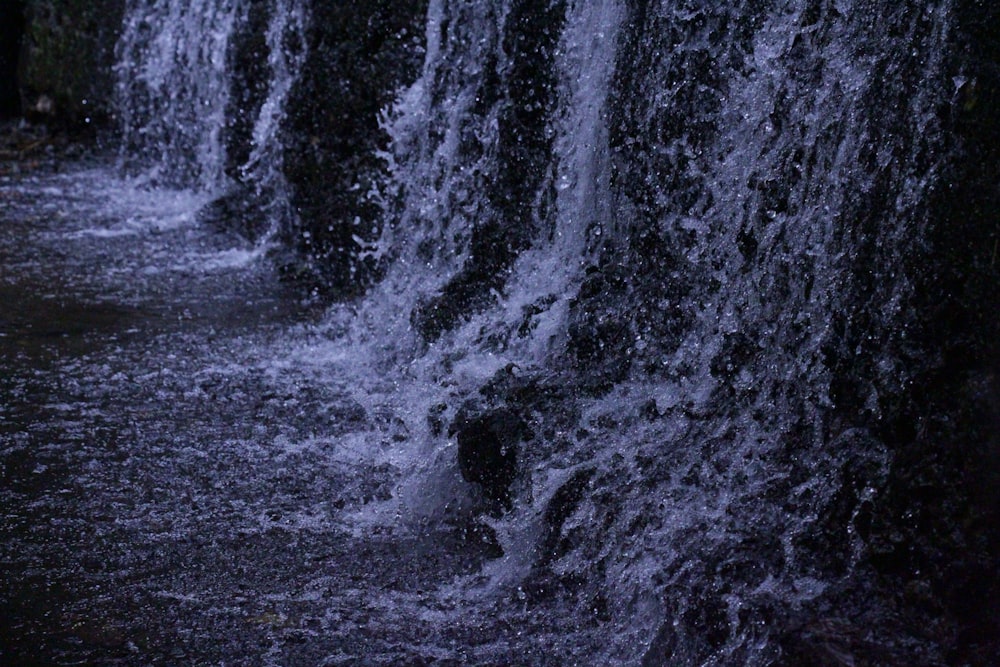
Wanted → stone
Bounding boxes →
[450,406,527,509]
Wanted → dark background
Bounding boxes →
[0,0,25,118]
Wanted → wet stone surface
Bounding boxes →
[0,166,555,666]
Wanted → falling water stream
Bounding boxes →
[2,0,995,665]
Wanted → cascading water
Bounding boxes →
[5,0,996,664]
[115,0,241,190]
[115,0,307,209]
[347,0,983,663]
[236,0,309,232]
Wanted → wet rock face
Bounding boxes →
[536,467,595,566]
[450,406,526,509]
[410,0,566,341]
[281,0,427,294]
[868,4,1000,657]
[224,2,271,183]
[410,256,507,343]
[18,0,124,128]
[446,365,572,515]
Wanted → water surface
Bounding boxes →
[0,166,547,665]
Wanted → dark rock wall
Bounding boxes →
[410,0,567,340]
[868,2,1000,661]
[280,0,428,292]
[210,0,427,271]
[224,2,273,183]
[17,0,124,128]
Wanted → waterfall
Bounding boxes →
[115,0,307,207]
[99,0,997,663]
[238,0,308,234]
[115,0,241,190]
[366,1,964,664]
[378,0,511,289]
